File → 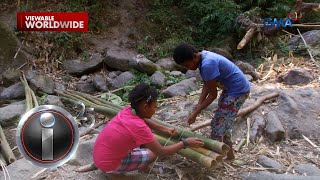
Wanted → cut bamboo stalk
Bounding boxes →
[191,147,223,162]
[0,125,16,164]
[155,134,216,168]
[0,152,6,166]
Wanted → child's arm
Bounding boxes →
[145,137,204,156]
[197,84,209,105]
[188,79,218,125]
[144,118,178,136]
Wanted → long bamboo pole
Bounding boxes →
[0,125,16,164]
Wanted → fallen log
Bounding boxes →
[295,0,320,13]
[237,27,257,50]
[190,92,279,132]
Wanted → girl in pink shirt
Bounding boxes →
[93,83,204,178]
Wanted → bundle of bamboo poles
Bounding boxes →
[58,90,230,168]
[0,73,35,167]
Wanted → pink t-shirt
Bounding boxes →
[93,106,155,172]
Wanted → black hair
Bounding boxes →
[173,43,198,65]
[128,82,158,111]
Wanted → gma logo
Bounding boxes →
[263,18,293,28]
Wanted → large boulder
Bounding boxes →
[289,30,320,57]
[162,78,197,97]
[0,22,28,73]
[156,58,187,72]
[294,164,320,176]
[129,54,161,75]
[150,71,166,87]
[104,48,137,71]
[42,95,64,107]
[76,80,96,94]
[0,100,25,127]
[0,82,25,100]
[185,69,202,81]
[235,61,260,80]
[266,111,285,142]
[63,53,104,76]
[0,158,43,180]
[111,71,135,88]
[2,69,21,86]
[257,155,284,173]
[278,69,314,85]
[25,71,55,94]
[242,172,320,180]
[249,115,265,142]
[93,74,108,91]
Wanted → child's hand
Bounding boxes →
[164,127,178,137]
[187,115,196,125]
[186,138,204,147]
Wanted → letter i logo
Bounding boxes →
[40,113,55,160]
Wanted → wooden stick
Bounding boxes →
[75,163,97,173]
[237,27,257,50]
[190,92,279,131]
[80,121,106,137]
[302,134,319,148]
[297,28,315,62]
[235,139,246,152]
[0,125,16,164]
[246,118,251,147]
[259,63,275,83]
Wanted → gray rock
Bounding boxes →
[54,82,66,92]
[108,72,118,79]
[72,136,96,165]
[0,22,28,73]
[80,75,89,81]
[278,94,299,114]
[43,95,64,107]
[210,47,233,61]
[235,61,260,80]
[114,71,122,76]
[266,111,285,142]
[63,53,104,76]
[257,155,284,172]
[294,164,320,176]
[289,30,320,56]
[156,58,187,72]
[0,158,43,180]
[278,69,314,85]
[175,111,189,119]
[2,69,21,86]
[150,71,166,87]
[76,81,96,94]
[129,54,160,75]
[242,172,320,180]
[170,71,182,76]
[249,115,265,142]
[104,48,136,71]
[162,77,197,97]
[25,71,55,94]
[111,71,135,88]
[245,74,254,82]
[0,100,25,127]
[93,74,108,91]
[0,82,24,100]
[185,69,202,81]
